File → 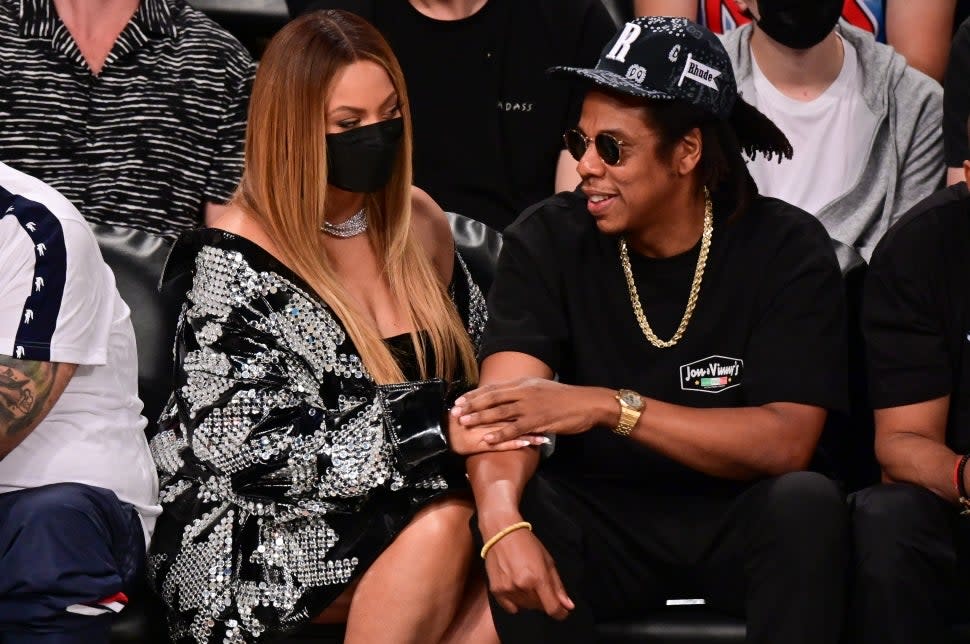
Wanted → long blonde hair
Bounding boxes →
[235,10,478,385]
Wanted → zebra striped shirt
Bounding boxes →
[0,0,255,240]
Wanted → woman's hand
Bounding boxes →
[446,410,548,455]
[483,522,574,620]
[451,378,617,444]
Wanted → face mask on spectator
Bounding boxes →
[755,0,842,50]
[326,117,403,193]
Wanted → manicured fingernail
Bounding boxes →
[516,440,531,447]
[460,414,472,423]
[450,406,462,416]
[454,396,466,405]
[533,436,551,445]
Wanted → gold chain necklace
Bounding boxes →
[619,189,713,349]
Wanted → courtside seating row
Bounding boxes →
[95,215,966,643]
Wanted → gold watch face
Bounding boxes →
[617,389,644,411]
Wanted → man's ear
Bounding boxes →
[675,127,703,176]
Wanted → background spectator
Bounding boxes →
[850,159,970,644]
[719,0,943,260]
[634,0,956,82]
[0,160,159,644]
[0,0,255,240]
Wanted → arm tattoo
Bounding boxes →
[0,356,62,440]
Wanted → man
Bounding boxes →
[0,161,160,643]
[849,138,970,643]
[285,0,616,231]
[449,17,850,643]
[634,0,957,83]
[716,0,943,260]
[0,0,255,239]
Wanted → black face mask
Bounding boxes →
[755,0,842,50]
[326,117,404,193]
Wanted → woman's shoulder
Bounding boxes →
[163,208,313,298]
[409,186,456,282]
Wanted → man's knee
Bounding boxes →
[851,483,954,572]
[1,483,114,534]
[0,484,141,637]
[0,483,141,590]
[757,471,848,537]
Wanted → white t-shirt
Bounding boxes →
[0,161,160,543]
[743,36,878,216]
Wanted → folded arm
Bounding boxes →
[456,375,826,480]
[874,396,962,502]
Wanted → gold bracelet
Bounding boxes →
[480,521,532,560]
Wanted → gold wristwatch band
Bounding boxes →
[613,389,644,437]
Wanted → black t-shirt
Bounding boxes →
[287,0,616,231]
[482,190,848,489]
[944,16,970,167]
[863,182,970,452]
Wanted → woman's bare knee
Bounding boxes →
[403,495,475,546]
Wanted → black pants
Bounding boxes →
[475,470,849,644]
[848,482,970,644]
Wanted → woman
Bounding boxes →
[147,10,525,643]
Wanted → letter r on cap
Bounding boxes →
[606,23,642,63]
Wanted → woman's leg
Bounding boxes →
[439,561,499,644]
[312,580,357,624]
[342,495,477,644]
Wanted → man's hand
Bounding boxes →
[447,411,549,455]
[483,524,575,620]
[452,378,616,444]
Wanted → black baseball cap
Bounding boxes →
[550,16,736,118]
[550,16,792,161]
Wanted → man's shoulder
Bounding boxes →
[871,184,970,267]
[506,190,594,247]
[530,0,611,27]
[0,163,98,259]
[841,23,941,102]
[719,24,752,55]
[0,163,83,226]
[740,195,835,248]
[169,0,256,72]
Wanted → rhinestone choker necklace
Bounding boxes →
[322,207,367,238]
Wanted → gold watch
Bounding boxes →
[613,389,644,436]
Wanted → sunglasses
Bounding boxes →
[563,128,627,166]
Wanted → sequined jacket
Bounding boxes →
[147,229,486,644]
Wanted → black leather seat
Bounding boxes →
[92,223,176,644]
[91,223,180,435]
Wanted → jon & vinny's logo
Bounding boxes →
[680,355,743,393]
